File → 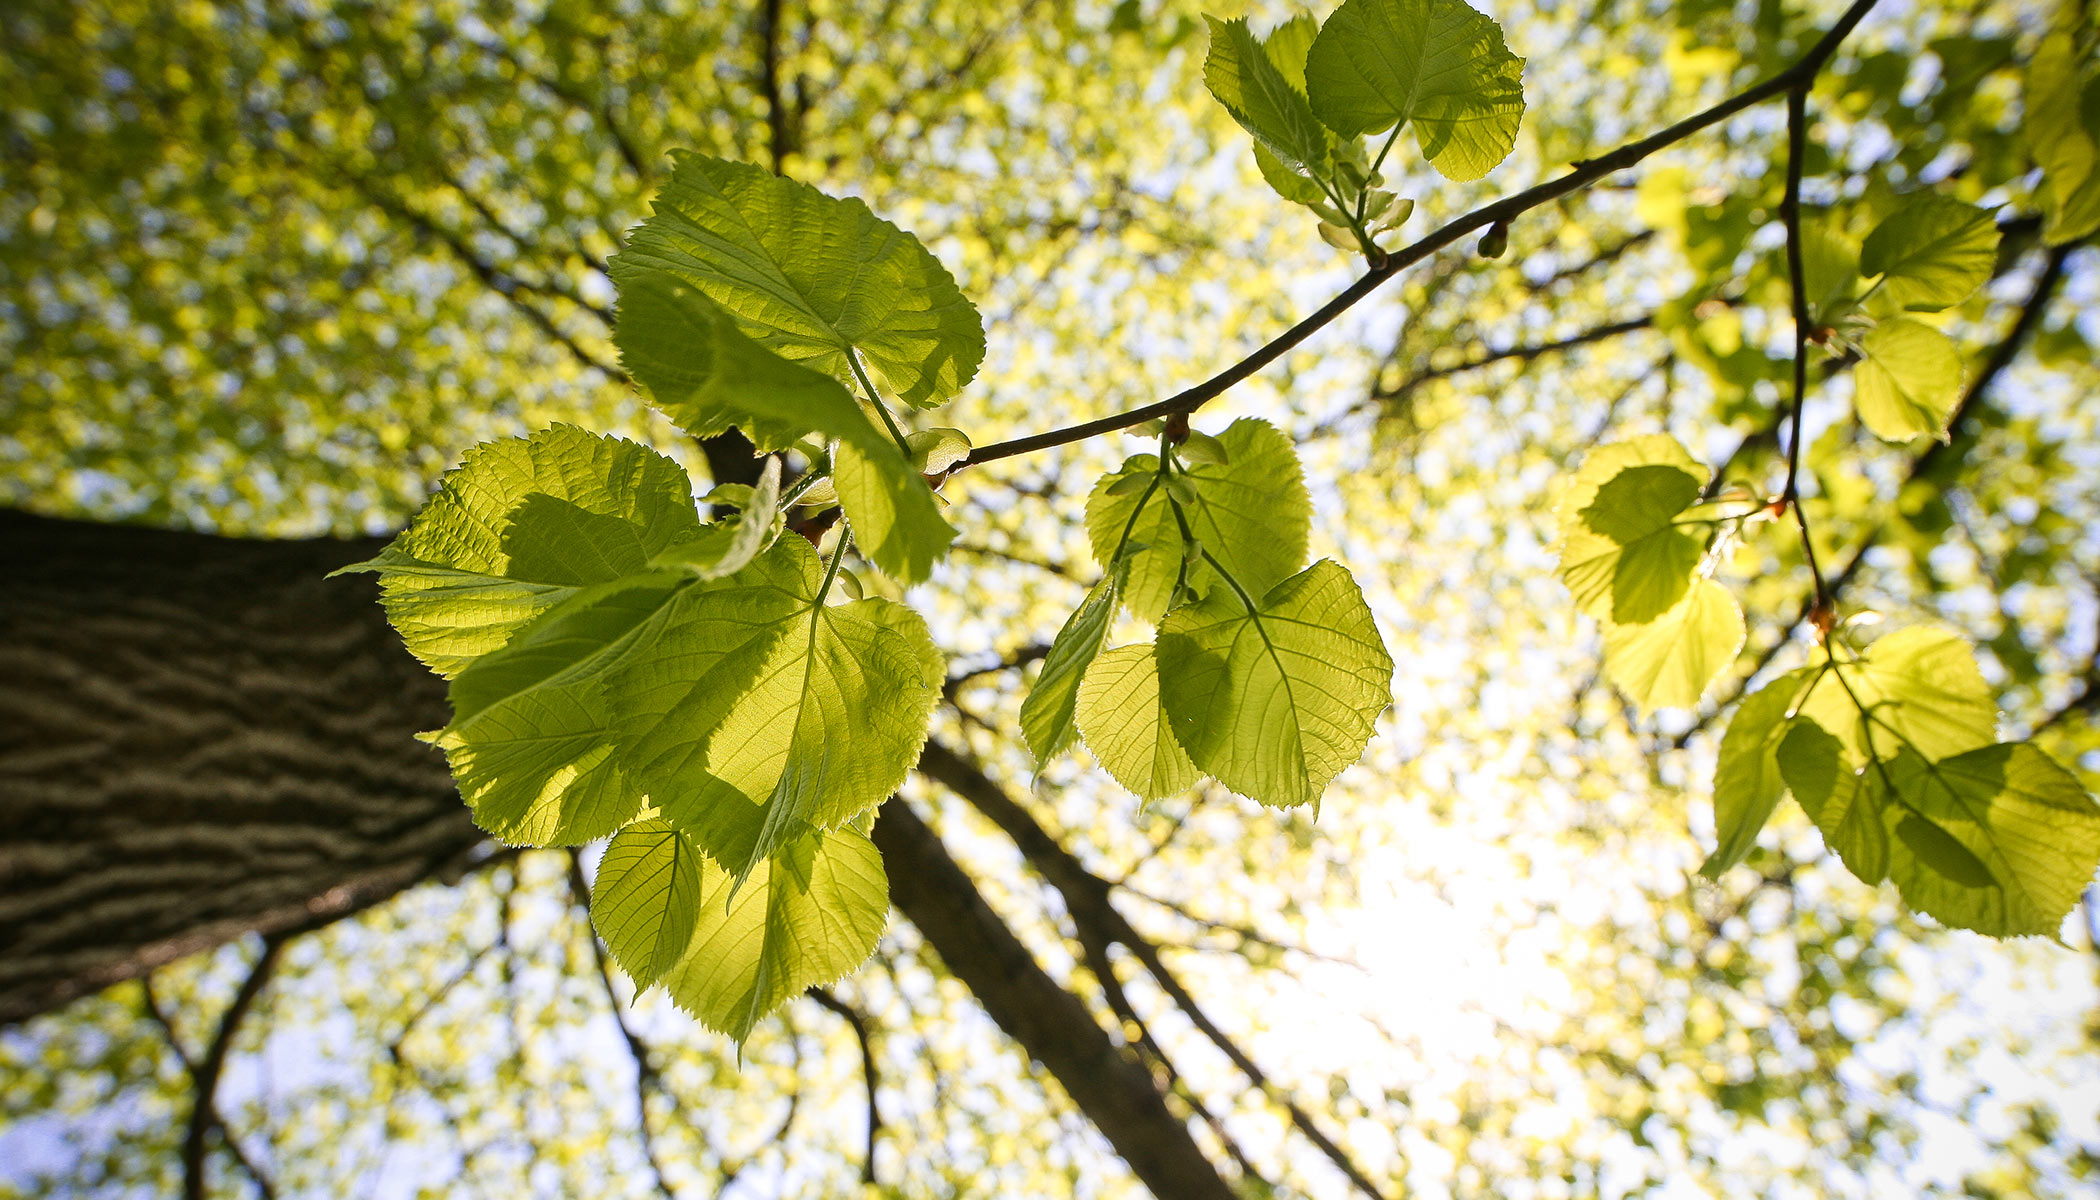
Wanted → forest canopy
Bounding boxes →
[3,0,2100,1197]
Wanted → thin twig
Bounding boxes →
[180,937,288,1200]
[1777,86,1834,624]
[807,987,882,1185]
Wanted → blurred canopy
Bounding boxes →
[5,0,2100,1197]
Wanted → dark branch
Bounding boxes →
[182,936,288,1200]
[807,986,882,1185]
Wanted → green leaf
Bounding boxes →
[1019,575,1121,765]
[612,268,884,453]
[1791,626,1997,767]
[436,575,683,845]
[1854,318,1963,442]
[592,821,705,990]
[1701,668,1818,877]
[615,272,954,583]
[1776,717,1889,884]
[1204,16,1337,187]
[1304,0,1526,182]
[1859,195,1999,312]
[1261,12,1319,91]
[649,455,783,580]
[1556,435,1710,625]
[834,442,958,584]
[906,427,973,475]
[1156,560,1393,808]
[614,151,983,408]
[337,425,704,677]
[612,536,942,874]
[1075,643,1203,800]
[1600,577,1745,713]
[1086,419,1311,623]
[2024,32,2100,247]
[659,825,889,1043]
[1877,743,2100,937]
[1800,222,1864,328]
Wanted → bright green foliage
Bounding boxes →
[613,536,942,875]
[1086,419,1311,623]
[1075,643,1203,800]
[1601,578,1746,713]
[1304,0,1526,181]
[1701,670,1815,876]
[1800,223,1865,328]
[1204,16,1336,191]
[1706,625,2100,936]
[436,576,680,845]
[2023,31,2100,246]
[1790,627,1998,765]
[613,267,955,583]
[1556,435,1711,625]
[1020,575,1122,765]
[614,151,984,408]
[1876,744,2100,938]
[658,826,889,1043]
[1156,560,1394,808]
[592,821,705,990]
[337,426,705,677]
[833,441,959,583]
[1855,318,1964,441]
[1859,195,1999,312]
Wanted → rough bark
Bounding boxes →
[0,506,1235,1198]
[0,509,483,1024]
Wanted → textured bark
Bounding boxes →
[0,506,1236,1197]
[0,509,481,1024]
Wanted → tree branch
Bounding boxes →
[807,986,882,1185]
[870,797,1240,1200]
[916,741,1389,1200]
[181,936,288,1200]
[960,0,1881,469]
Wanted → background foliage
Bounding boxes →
[5,0,2100,1196]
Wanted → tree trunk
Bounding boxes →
[0,509,482,1023]
[0,507,1233,1198]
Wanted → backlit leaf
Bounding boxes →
[1556,434,1710,625]
[592,821,705,990]
[1860,195,1999,312]
[1854,318,1963,442]
[1156,560,1393,808]
[1020,574,1121,765]
[1075,643,1202,800]
[1600,577,1744,713]
[1304,0,1526,181]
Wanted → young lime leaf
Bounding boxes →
[1875,743,2100,937]
[1700,667,1818,877]
[1156,560,1393,808]
[1177,429,1231,467]
[1019,575,1121,765]
[659,825,888,1044]
[1203,16,1337,189]
[834,442,958,584]
[1556,434,1711,625]
[906,427,973,475]
[591,820,705,991]
[1087,418,1311,623]
[1790,626,1997,767]
[1776,717,1889,884]
[2023,32,2100,246]
[1859,195,1999,312]
[612,269,886,454]
[1304,0,1526,182]
[436,575,684,846]
[1260,11,1319,90]
[1075,643,1204,800]
[614,151,983,408]
[1600,577,1745,713]
[335,425,705,677]
[1800,221,1863,328]
[1854,318,1963,442]
[612,536,941,875]
[651,456,784,580]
